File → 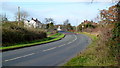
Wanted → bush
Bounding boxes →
[112,22,120,44]
[2,22,47,47]
[98,23,119,66]
[111,22,120,66]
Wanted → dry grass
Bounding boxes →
[64,32,118,66]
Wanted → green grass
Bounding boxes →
[47,32,51,35]
[0,33,65,50]
[64,32,117,66]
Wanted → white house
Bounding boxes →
[24,18,43,28]
[57,26,61,31]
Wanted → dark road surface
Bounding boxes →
[2,31,91,66]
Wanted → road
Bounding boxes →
[2,31,91,66]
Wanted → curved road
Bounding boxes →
[2,31,91,66]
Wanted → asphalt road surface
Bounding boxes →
[2,31,91,66]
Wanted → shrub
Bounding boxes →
[2,22,47,47]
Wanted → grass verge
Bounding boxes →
[64,32,117,66]
[1,33,65,51]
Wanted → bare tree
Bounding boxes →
[0,14,8,23]
[20,11,29,21]
[63,19,69,25]
[15,10,29,22]
[44,18,55,29]
[44,18,54,24]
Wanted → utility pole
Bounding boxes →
[76,19,78,32]
[18,6,20,25]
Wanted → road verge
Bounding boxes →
[1,33,65,51]
[64,32,99,66]
[64,32,117,66]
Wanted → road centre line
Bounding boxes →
[42,35,77,52]
[43,35,77,50]
[4,53,35,62]
[58,44,66,47]
[43,47,56,52]
[4,35,77,62]
[67,42,72,44]
[66,35,77,45]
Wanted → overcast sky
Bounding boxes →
[1,0,117,26]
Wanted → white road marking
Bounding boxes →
[4,53,35,62]
[4,35,78,62]
[67,42,72,44]
[66,35,77,45]
[43,47,56,52]
[58,44,66,47]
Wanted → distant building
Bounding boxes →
[55,25,68,31]
[24,18,43,28]
[57,26,62,31]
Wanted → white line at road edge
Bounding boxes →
[4,53,35,62]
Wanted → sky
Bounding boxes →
[1,0,117,26]
[1,0,119,2]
